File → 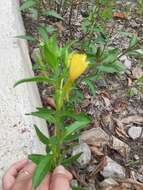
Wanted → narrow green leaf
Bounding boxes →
[34,125,49,145]
[19,0,36,11]
[32,154,52,188]
[97,65,118,73]
[136,75,143,83]
[28,154,45,165]
[85,80,96,96]
[62,153,82,167]
[30,108,55,124]
[37,26,49,42]
[15,35,36,42]
[64,120,90,138]
[42,10,64,21]
[60,111,90,123]
[14,76,52,87]
[129,35,138,48]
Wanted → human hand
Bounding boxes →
[2,159,28,190]
[2,160,72,190]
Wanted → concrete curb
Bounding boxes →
[0,0,48,187]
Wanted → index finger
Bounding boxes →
[4,159,28,179]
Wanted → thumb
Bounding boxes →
[50,165,72,190]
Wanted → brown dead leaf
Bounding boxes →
[113,99,128,113]
[121,115,143,125]
[90,146,104,156]
[132,66,143,79]
[100,90,111,99]
[42,96,56,109]
[90,156,107,176]
[113,118,129,138]
[113,12,128,19]
[115,126,129,139]
[127,77,133,86]
[117,178,143,189]
[54,22,65,33]
[81,99,91,108]
[101,111,113,127]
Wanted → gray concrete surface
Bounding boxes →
[0,0,48,188]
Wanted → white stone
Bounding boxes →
[120,55,132,69]
[72,143,91,167]
[101,157,126,180]
[99,178,119,188]
[112,136,130,157]
[128,126,142,140]
[79,128,109,145]
[0,0,48,188]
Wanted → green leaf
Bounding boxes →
[37,26,49,42]
[28,154,45,165]
[129,35,138,48]
[97,65,118,73]
[32,154,52,189]
[61,111,90,123]
[136,75,143,83]
[30,108,55,124]
[127,87,138,97]
[62,153,82,167]
[34,125,49,145]
[64,133,79,142]
[128,49,143,58]
[64,120,90,138]
[19,0,36,11]
[42,10,64,21]
[14,76,52,87]
[46,25,57,33]
[15,35,36,42]
[85,80,96,96]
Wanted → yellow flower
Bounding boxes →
[69,53,88,81]
[63,53,88,100]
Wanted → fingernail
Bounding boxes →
[54,165,66,175]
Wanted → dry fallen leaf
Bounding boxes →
[100,90,111,99]
[113,99,128,113]
[90,156,107,176]
[113,118,129,138]
[121,115,143,125]
[113,12,128,19]
[42,96,56,109]
[90,146,104,156]
[54,22,65,33]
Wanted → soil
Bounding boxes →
[21,1,143,189]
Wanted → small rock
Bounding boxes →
[134,154,139,160]
[71,179,78,187]
[99,178,119,188]
[97,80,107,88]
[88,178,96,190]
[132,66,143,79]
[79,128,109,146]
[135,172,143,183]
[112,136,130,157]
[120,55,132,69]
[72,143,91,168]
[130,20,140,28]
[128,126,142,140]
[101,157,126,180]
[139,165,143,174]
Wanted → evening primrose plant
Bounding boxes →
[14,35,90,189]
